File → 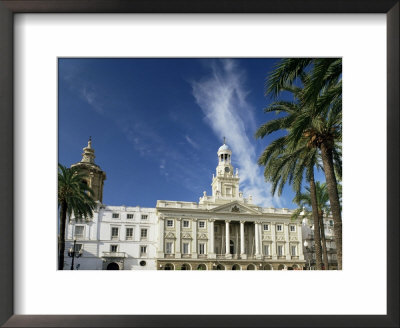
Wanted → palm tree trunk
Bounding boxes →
[309,171,323,270]
[58,200,67,270]
[320,143,342,270]
[319,212,329,270]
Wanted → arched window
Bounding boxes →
[181,263,191,270]
[197,264,207,270]
[247,264,256,270]
[232,264,241,270]
[164,263,174,270]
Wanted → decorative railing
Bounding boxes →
[102,252,126,258]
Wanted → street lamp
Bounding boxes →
[303,240,312,270]
[68,239,83,270]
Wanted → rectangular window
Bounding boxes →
[167,220,173,227]
[126,228,133,240]
[141,215,148,220]
[277,245,283,256]
[182,242,189,254]
[112,213,119,219]
[199,221,205,229]
[165,242,173,254]
[199,243,205,254]
[74,226,84,239]
[140,229,148,239]
[290,225,296,232]
[276,224,283,232]
[329,220,334,227]
[291,245,297,256]
[110,245,118,252]
[263,244,270,256]
[140,246,147,254]
[183,220,189,228]
[127,214,134,219]
[263,224,269,231]
[111,227,119,239]
[74,243,83,252]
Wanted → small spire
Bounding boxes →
[81,137,95,164]
[223,136,226,144]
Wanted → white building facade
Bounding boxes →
[302,217,338,270]
[156,141,305,270]
[64,139,306,270]
[65,205,157,270]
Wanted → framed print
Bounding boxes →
[0,1,398,327]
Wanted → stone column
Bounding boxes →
[284,223,291,260]
[208,219,216,259]
[175,218,181,258]
[240,220,246,259]
[225,220,231,258]
[271,223,277,260]
[192,218,198,259]
[157,216,165,258]
[297,223,304,260]
[255,221,261,258]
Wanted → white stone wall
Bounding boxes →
[65,205,157,270]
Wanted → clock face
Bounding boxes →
[225,167,230,173]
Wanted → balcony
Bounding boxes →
[102,252,126,258]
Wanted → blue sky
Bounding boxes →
[58,58,321,209]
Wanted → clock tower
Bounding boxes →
[211,138,240,199]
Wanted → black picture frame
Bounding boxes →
[0,1,398,327]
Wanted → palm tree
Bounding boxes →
[58,164,96,270]
[256,79,324,269]
[264,58,343,269]
[292,182,331,270]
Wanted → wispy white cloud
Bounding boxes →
[185,135,199,149]
[62,69,105,115]
[80,85,104,114]
[191,59,279,208]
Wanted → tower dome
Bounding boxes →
[217,137,232,165]
[218,143,231,152]
[217,137,232,154]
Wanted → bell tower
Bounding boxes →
[70,137,106,203]
[211,138,240,199]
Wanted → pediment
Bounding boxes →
[165,232,176,239]
[210,201,261,215]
